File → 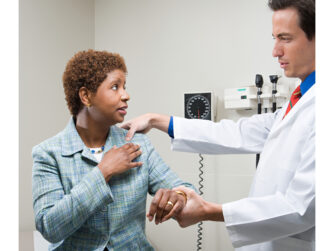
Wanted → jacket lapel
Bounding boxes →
[269,85,315,137]
[60,118,98,164]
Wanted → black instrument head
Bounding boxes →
[269,75,279,84]
[255,74,263,88]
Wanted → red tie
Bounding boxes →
[283,85,301,119]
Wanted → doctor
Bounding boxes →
[122,0,315,250]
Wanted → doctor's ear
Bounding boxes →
[79,87,93,107]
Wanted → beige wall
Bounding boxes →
[95,0,280,250]
[20,0,290,250]
[19,0,94,250]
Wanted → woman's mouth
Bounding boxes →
[117,107,127,115]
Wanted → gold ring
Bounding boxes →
[167,201,174,207]
[175,190,187,203]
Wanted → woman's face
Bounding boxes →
[89,69,129,125]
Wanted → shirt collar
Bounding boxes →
[300,71,316,96]
[61,117,113,156]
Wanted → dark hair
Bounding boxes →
[268,0,315,40]
[62,49,127,116]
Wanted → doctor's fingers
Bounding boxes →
[122,114,152,141]
[124,127,137,142]
[121,119,141,141]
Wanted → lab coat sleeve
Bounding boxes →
[171,112,279,154]
[222,130,315,248]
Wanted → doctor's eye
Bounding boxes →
[111,84,118,90]
[280,37,291,42]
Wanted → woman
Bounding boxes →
[32,50,193,251]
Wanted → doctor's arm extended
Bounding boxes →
[122,112,278,154]
[122,113,170,141]
[172,130,315,247]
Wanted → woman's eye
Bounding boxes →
[111,85,118,90]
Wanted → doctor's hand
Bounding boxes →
[147,188,187,225]
[121,113,170,141]
[172,186,225,228]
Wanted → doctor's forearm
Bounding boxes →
[149,113,170,133]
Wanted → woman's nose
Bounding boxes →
[121,90,130,101]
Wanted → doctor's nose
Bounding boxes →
[272,42,283,58]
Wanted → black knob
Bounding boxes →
[255,74,263,88]
[269,75,279,84]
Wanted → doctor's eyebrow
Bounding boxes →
[272,33,293,39]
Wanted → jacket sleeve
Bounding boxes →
[32,145,113,243]
[171,112,280,154]
[140,135,195,195]
[222,130,315,248]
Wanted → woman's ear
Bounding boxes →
[79,87,92,107]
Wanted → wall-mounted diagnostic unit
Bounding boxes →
[184,92,216,121]
[184,91,216,251]
[223,79,289,111]
[223,74,290,168]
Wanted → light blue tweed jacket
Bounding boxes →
[32,118,193,251]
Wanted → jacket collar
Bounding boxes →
[60,117,114,164]
[300,71,315,96]
[61,117,84,156]
[270,84,315,134]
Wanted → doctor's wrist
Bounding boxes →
[203,201,225,222]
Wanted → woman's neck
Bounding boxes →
[75,110,111,148]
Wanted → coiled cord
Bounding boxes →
[197,153,204,250]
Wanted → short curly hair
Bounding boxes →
[63,49,127,116]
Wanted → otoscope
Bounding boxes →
[255,74,263,168]
[269,75,279,112]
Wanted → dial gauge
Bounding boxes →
[185,94,211,120]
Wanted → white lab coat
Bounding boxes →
[171,85,315,251]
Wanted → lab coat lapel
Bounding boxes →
[268,85,315,137]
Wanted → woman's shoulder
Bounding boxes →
[32,129,65,155]
[111,125,150,144]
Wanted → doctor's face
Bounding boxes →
[272,8,315,82]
